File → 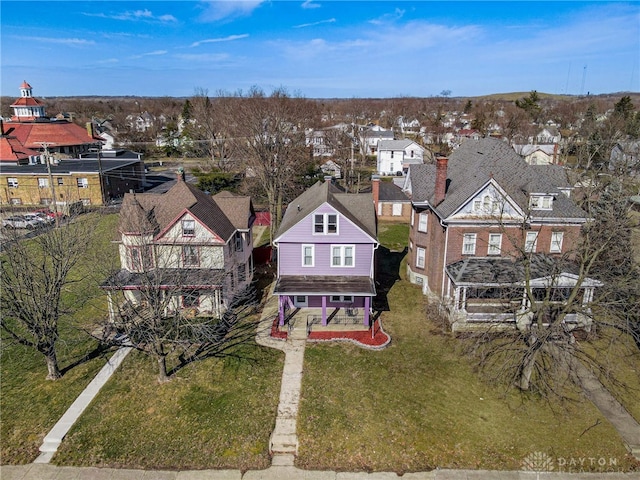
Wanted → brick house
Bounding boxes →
[403,138,600,331]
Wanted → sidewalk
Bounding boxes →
[3,464,638,480]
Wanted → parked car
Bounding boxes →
[34,208,67,221]
[23,212,53,226]
[2,215,40,229]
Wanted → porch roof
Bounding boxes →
[101,268,225,290]
[446,255,600,287]
[273,275,376,296]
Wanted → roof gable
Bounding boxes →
[274,180,376,242]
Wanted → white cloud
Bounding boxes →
[190,34,249,47]
[369,8,405,25]
[83,9,177,23]
[294,18,335,29]
[198,0,265,22]
[129,50,168,59]
[301,0,320,9]
[13,35,95,46]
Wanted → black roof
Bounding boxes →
[0,158,141,175]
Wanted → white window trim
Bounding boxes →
[525,231,538,253]
[7,177,18,188]
[416,247,426,269]
[38,178,49,188]
[463,233,477,255]
[550,231,564,253]
[182,219,196,237]
[331,244,355,267]
[411,209,415,226]
[530,195,553,211]
[330,295,353,303]
[313,213,339,235]
[418,212,428,232]
[77,177,89,188]
[302,244,315,267]
[488,233,502,255]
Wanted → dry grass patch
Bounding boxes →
[53,343,283,470]
[297,273,637,473]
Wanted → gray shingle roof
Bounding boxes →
[275,180,377,241]
[378,181,410,202]
[408,138,586,220]
[378,139,416,151]
[118,179,237,242]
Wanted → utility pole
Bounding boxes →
[37,142,59,227]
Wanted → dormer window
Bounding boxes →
[529,195,553,210]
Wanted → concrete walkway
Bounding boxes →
[3,464,638,479]
[255,289,306,467]
[571,358,640,460]
[34,346,133,464]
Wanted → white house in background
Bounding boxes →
[513,144,559,165]
[377,139,425,175]
[533,126,561,144]
[360,127,394,155]
[321,159,342,179]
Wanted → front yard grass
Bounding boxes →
[53,342,283,470]
[1,212,119,464]
[297,269,639,473]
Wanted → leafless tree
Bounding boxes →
[182,88,236,170]
[99,235,261,382]
[460,181,640,398]
[230,86,319,243]
[0,216,97,379]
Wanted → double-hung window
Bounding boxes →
[77,177,88,188]
[182,219,195,236]
[331,245,354,267]
[182,245,199,267]
[488,233,502,255]
[416,247,426,268]
[302,244,314,267]
[525,232,538,253]
[7,178,18,188]
[418,212,428,232]
[550,232,564,253]
[38,178,49,188]
[314,213,338,234]
[462,234,477,255]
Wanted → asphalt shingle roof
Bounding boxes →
[118,180,240,242]
[275,180,377,241]
[408,138,586,220]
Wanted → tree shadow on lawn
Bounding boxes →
[373,246,407,312]
[59,342,115,376]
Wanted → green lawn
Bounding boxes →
[53,343,284,470]
[377,222,409,251]
[1,213,120,464]
[297,269,638,473]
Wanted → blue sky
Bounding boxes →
[1,1,639,98]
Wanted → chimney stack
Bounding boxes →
[371,175,380,212]
[434,156,448,205]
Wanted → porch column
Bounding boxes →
[461,287,467,311]
[454,287,461,310]
[322,296,327,326]
[279,296,285,326]
[364,296,370,327]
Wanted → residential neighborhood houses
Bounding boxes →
[2,84,640,473]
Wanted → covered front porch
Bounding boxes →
[273,274,376,331]
[444,256,602,331]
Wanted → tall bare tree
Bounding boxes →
[1,217,97,379]
[231,86,319,243]
[183,88,236,171]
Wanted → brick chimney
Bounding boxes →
[371,175,380,212]
[434,156,448,205]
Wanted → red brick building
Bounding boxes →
[403,138,600,331]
